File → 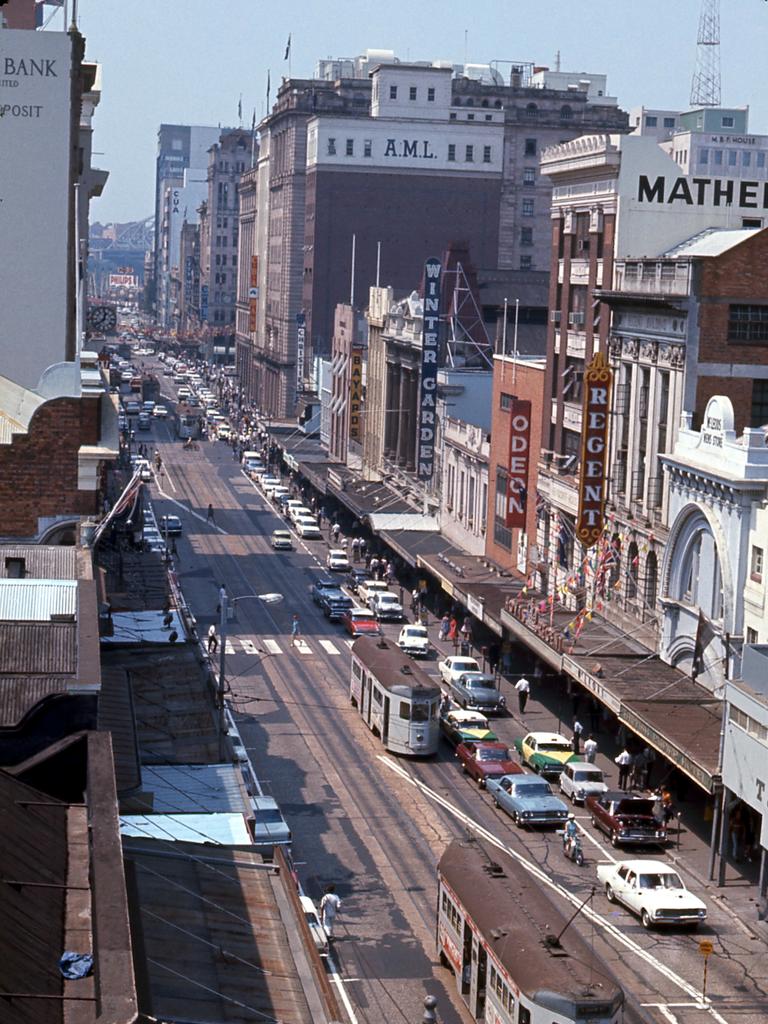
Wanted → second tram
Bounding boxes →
[350,636,441,756]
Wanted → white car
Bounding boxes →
[398,624,430,656]
[258,475,282,492]
[358,579,389,607]
[217,424,232,441]
[296,516,322,539]
[559,762,608,805]
[153,404,169,418]
[370,591,404,621]
[289,505,313,523]
[438,655,481,686]
[299,895,329,956]
[327,549,350,572]
[596,860,707,929]
[266,484,290,502]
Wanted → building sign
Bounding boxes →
[200,284,209,321]
[349,347,363,440]
[466,594,484,622]
[505,399,532,528]
[184,256,194,293]
[576,350,612,547]
[699,395,734,451]
[248,255,259,333]
[417,258,441,479]
[172,188,180,215]
[296,311,306,394]
[638,174,768,210]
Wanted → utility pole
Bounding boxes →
[690,0,721,107]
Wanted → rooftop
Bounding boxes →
[664,227,761,259]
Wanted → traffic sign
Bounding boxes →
[698,939,714,957]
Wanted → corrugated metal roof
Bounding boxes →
[0,579,77,622]
[0,546,79,580]
[0,677,72,726]
[136,763,247,814]
[0,622,77,674]
[367,512,441,532]
[120,812,251,845]
[664,227,758,258]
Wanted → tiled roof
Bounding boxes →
[0,677,72,727]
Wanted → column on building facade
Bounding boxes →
[397,364,410,468]
[384,361,399,461]
[405,369,418,472]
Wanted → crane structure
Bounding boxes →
[690,0,721,107]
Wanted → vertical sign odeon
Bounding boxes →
[248,255,259,332]
[505,399,532,528]
[296,312,306,395]
[417,258,442,479]
[576,350,612,546]
[349,348,363,439]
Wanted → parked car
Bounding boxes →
[153,404,169,418]
[270,530,293,550]
[456,740,523,788]
[358,578,390,607]
[296,516,322,539]
[327,548,351,572]
[251,795,291,851]
[397,624,430,657]
[283,499,306,518]
[142,400,155,414]
[514,732,579,781]
[596,860,707,929]
[288,503,313,522]
[217,424,232,441]
[137,411,152,430]
[449,672,506,715]
[319,589,353,621]
[124,400,141,416]
[370,591,404,621]
[440,709,497,747]
[341,607,382,637]
[559,762,609,805]
[486,774,569,828]
[587,792,668,848]
[311,578,341,605]
[438,655,481,687]
[299,895,329,956]
[132,458,152,482]
[159,514,182,537]
[346,567,371,594]
[265,483,290,501]
[258,474,282,492]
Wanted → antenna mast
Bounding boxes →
[690,0,721,107]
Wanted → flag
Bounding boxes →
[691,610,716,679]
[284,33,292,60]
[251,109,256,132]
[266,69,271,105]
[238,95,242,122]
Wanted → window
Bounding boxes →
[483,145,492,163]
[728,150,738,166]
[525,102,538,119]
[743,151,751,167]
[747,627,759,644]
[520,255,532,269]
[500,392,514,411]
[699,148,709,164]
[409,86,417,101]
[363,139,372,158]
[346,138,354,156]
[427,87,435,102]
[560,105,573,120]
[448,143,456,162]
[4,557,25,579]
[729,304,768,343]
[714,149,723,165]
[465,144,474,162]
[524,138,537,156]
[523,167,536,186]
[494,467,512,549]
[751,545,764,583]
[522,198,534,216]
[467,113,475,121]
[663,117,676,128]
[327,137,336,155]
[722,115,735,127]
[449,112,456,120]
[389,85,397,99]
[752,381,768,426]
[743,218,762,229]
[399,701,410,720]
[520,227,533,246]
[645,115,658,127]
[758,152,766,168]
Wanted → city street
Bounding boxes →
[138,374,768,1024]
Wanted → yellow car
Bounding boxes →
[514,732,579,781]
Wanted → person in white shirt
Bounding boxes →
[515,676,530,714]
[320,885,342,939]
[615,747,633,790]
[583,735,598,763]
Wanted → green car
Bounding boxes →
[441,709,498,747]
[514,732,580,781]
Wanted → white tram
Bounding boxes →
[350,636,441,756]
[437,839,624,1024]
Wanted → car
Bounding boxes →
[283,498,306,518]
[124,400,141,416]
[358,578,390,607]
[449,672,506,715]
[596,860,707,929]
[559,762,609,805]
[258,474,282,492]
[440,709,497,747]
[266,484,290,502]
[327,548,351,572]
[456,741,523,788]
[289,504,314,523]
[270,530,293,550]
[217,424,232,441]
[587,791,668,848]
[142,400,155,413]
[297,517,322,539]
[486,774,570,828]
[319,589,353,621]
[370,591,404,621]
[311,577,342,605]
[345,567,371,594]
[438,655,481,687]
[153,404,169,418]
[341,607,382,637]
[177,385,191,399]
[299,895,330,956]
[137,412,152,430]
[251,795,291,851]
[159,514,182,537]
[120,370,134,383]
[397,624,430,657]
[514,732,579,781]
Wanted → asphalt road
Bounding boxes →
[132,366,768,1024]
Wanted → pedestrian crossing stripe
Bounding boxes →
[219,636,352,656]
[319,639,340,654]
[225,640,235,654]
[241,639,258,655]
[293,639,312,655]
[263,638,282,655]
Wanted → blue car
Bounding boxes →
[486,773,569,828]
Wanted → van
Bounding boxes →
[137,412,152,430]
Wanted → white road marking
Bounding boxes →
[656,1007,680,1024]
[327,954,359,1024]
[152,483,228,534]
[263,639,282,655]
[378,755,731,1024]
[345,639,355,648]
[293,638,312,655]
[319,639,340,654]
[224,640,235,655]
[241,639,258,655]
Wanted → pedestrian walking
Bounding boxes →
[351,537,360,562]
[572,718,584,756]
[615,747,632,790]
[331,522,341,544]
[640,746,656,789]
[411,587,420,615]
[206,503,215,524]
[371,556,381,579]
[319,885,342,939]
[515,676,530,715]
[583,734,598,763]
[439,614,451,642]
[460,618,472,643]
[448,615,458,642]
[359,538,367,561]
[207,624,218,654]
[291,614,301,644]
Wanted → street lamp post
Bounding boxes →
[216,589,283,759]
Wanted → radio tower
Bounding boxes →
[690,0,721,107]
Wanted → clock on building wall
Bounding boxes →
[87,304,117,332]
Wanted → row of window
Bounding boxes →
[730,705,768,743]
[729,305,768,343]
[699,148,767,168]
[440,891,462,933]
[324,138,539,161]
[387,84,436,102]
[489,964,529,1022]
[643,115,677,129]
[214,253,237,266]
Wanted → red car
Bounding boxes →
[341,607,382,638]
[456,741,524,788]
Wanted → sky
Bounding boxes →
[71,0,768,225]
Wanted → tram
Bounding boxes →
[350,636,441,756]
[437,838,625,1024]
